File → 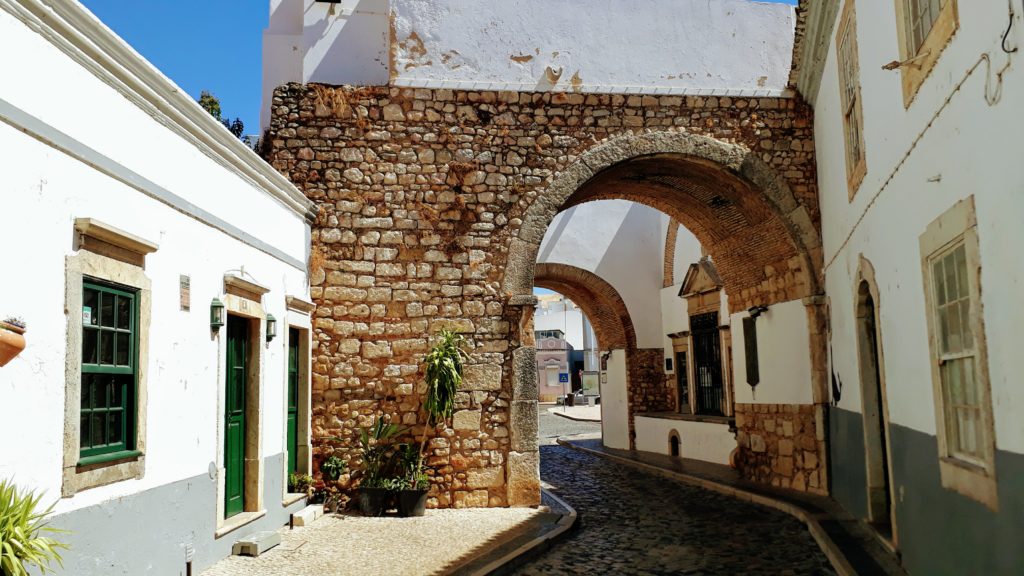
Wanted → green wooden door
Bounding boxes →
[224,316,247,518]
[286,328,300,475]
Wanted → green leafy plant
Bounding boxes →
[398,443,430,491]
[357,418,404,489]
[423,330,465,427]
[0,479,67,576]
[320,456,347,482]
[413,330,467,482]
[288,473,314,494]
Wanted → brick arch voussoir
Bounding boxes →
[533,263,635,351]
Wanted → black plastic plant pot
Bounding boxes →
[358,487,390,516]
[398,488,429,517]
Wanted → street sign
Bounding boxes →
[558,373,569,383]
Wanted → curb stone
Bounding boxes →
[447,489,578,576]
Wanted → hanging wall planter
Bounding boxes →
[0,318,27,367]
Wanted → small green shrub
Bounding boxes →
[288,473,314,494]
[320,456,347,482]
[0,479,67,576]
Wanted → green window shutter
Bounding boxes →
[80,280,138,461]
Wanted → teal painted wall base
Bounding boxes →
[49,453,304,576]
[830,407,1024,575]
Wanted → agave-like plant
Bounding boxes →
[0,479,67,576]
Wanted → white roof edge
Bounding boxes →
[1,0,317,222]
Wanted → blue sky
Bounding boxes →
[80,0,797,136]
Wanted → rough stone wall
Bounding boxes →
[265,83,818,507]
[734,403,826,494]
[628,348,675,447]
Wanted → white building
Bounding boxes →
[792,0,1024,572]
[0,1,317,573]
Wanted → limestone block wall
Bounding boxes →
[265,83,820,507]
[734,403,826,494]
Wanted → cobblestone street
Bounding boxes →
[517,410,835,575]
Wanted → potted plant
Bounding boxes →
[0,478,67,575]
[356,418,403,516]
[396,443,430,517]
[404,329,467,516]
[0,316,27,367]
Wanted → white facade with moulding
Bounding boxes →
[260,0,796,129]
[796,0,1024,572]
[0,0,316,573]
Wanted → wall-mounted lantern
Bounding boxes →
[266,314,278,342]
[210,298,225,331]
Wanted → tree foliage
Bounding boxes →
[197,90,244,140]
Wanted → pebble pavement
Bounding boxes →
[515,412,836,575]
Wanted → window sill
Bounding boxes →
[938,456,998,511]
[77,450,142,470]
[215,510,267,539]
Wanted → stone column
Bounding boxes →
[507,295,540,507]
[803,295,830,495]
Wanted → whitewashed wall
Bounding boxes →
[635,417,734,465]
[731,300,814,405]
[0,5,310,515]
[814,0,1024,453]
[600,350,630,450]
[261,0,796,129]
[537,200,665,349]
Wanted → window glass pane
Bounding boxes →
[100,292,115,327]
[116,295,131,330]
[82,328,98,365]
[946,302,962,354]
[92,413,106,447]
[962,358,977,406]
[112,376,124,408]
[81,375,92,409]
[943,360,963,404]
[943,251,958,301]
[958,409,977,456]
[80,415,91,450]
[108,411,123,446]
[954,245,968,299]
[938,306,950,352]
[933,260,946,305]
[100,331,114,365]
[116,333,130,366]
[958,297,974,348]
[84,288,99,327]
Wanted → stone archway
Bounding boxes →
[504,130,823,307]
[534,263,672,449]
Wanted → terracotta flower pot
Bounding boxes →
[0,322,26,367]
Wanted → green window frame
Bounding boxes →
[79,279,139,464]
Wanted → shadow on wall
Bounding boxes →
[305,0,390,86]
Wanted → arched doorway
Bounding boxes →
[855,258,896,543]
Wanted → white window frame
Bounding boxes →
[919,196,998,510]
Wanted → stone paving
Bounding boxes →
[537,405,601,446]
[516,417,836,575]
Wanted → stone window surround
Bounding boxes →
[282,295,314,504]
[893,0,959,107]
[62,219,157,497]
[215,274,270,534]
[919,195,998,511]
